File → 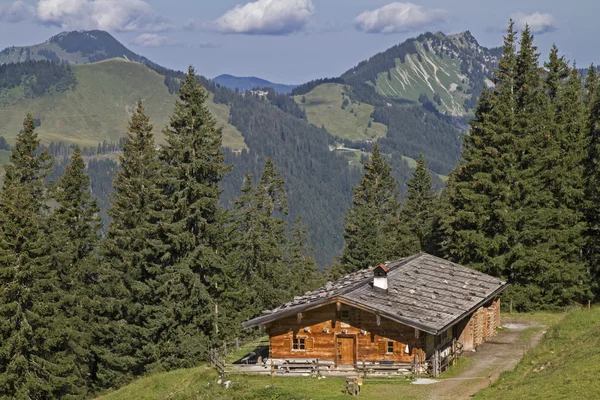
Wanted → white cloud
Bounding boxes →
[0,1,34,22]
[212,0,315,35]
[354,2,449,34]
[36,0,172,32]
[511,12,556,34]
[132,33,177,47]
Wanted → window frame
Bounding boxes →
[291,336,314,352]
[387,341,394,354]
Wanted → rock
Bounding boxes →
[224,380,232,389]
[217,379,222,384]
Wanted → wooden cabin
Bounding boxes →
[242,254,507,376]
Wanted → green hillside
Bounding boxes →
[0,59,245,149]
[476,307,600,399]
[293,83,387,140]
[341,31,500,116]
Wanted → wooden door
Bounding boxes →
[337,337,355,365]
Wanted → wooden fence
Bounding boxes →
[430,340,464,377]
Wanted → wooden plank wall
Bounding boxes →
[267,303,426,363]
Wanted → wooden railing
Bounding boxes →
[224,359,416,377]
[208,349,226,378]
[430,340,464,377]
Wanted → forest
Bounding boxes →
[2,21,600,399]
[0,60,76,98]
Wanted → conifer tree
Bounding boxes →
[47,147,102,393]
[507,32,589,309]
[400,154,436,252]
[445,22,518,277]
[152,66,231,370]
[0,116,84,398]
[98,100,163,383]
[287,217,321,295]
[584,65,600,297]
[341,144,417,273]
[229,160,292,315]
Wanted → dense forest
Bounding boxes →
[0,60,76,98]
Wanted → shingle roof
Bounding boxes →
[242,254,508,335]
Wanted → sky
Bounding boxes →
[0,0,598,84]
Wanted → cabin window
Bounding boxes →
[387,341,394,354]
[292,337,305,351]
[341,310,350,320]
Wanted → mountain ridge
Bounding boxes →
[213,74,297,94]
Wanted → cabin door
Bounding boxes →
[336,336,356,365]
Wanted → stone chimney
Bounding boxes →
[373,264,389,290]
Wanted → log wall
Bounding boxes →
[266,303,426,363]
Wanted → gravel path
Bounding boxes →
[423,317,547,400]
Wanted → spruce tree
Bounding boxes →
[400,154,436,252]
[287,217,321,295]
[152,66,231,370]
[229,160,291,316]
[47,147,102,394]
[445,22,518,277]
[341,144,417,273]
[584,64,600,298]
[98,100,163,384]
[507,32,589,309]
[0,116,85,398]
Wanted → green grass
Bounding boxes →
[475,307,600,400]
[0,59,245,149]
[294,83,387,141]
[97,367,419,400]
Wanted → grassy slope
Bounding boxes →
[0,59,245,149]
[97,366,418,400]
[96,311,569,400]
[374,42,471,116]
[475,307,600,400]
[294,83,387,141]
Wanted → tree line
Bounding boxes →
[0,67,322,398]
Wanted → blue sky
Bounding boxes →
[0,0,598,83]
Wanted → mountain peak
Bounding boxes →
[1,30,144,66]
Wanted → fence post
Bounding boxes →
[316,358,320,378]
[363,361,367,378]
[271,357,274,377]
[224,342,228,358]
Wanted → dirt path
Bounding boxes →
[423,318,547,400]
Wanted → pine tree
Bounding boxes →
[97,100,163,384]
[0,116,85,398]
[400,154,436,252]
[341,144,417,273]
[46,147,103,394]
[584,64,600,298]
[229,160,292,317]
[287,217,321,295]
[152,66,231,370]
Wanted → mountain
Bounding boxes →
[0,30,148,65]
[213,74,297,94]
[0,58,245,149]
[340,31,501,116]
[0,29,487,266]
